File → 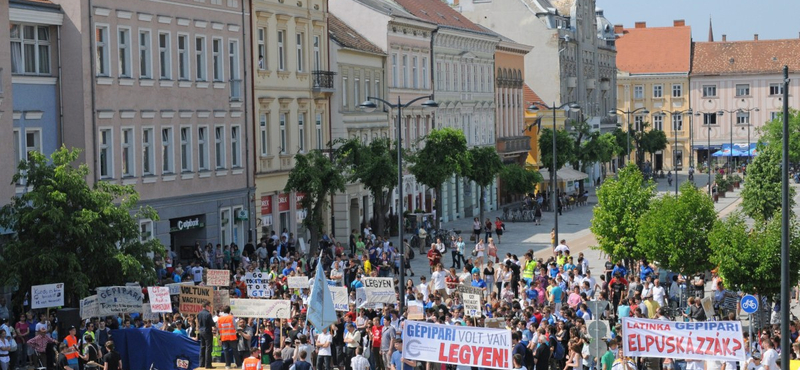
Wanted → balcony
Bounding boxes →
[229,79,242,101]
[496,136,531,156]
[312,70,335,95]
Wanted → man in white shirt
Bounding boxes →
[554,240,569,254]
[315,327,332,370]
[417,277,430,302]
[430,265,447,297]
[651,279,667,307]
[351,347,370,370]
[191,262,204,285]
[761,339,778,370]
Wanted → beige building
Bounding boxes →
[51,0,254,251]
[0,0,16,211]
[251,0,330,241]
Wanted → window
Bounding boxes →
[259,114,269,156]
[769,83,784,96]
[444,63,449,91]
[99,128,113,178]
[229,40,240,100]
[436,62,442,90]
[634,115,644,131]
[158,32,171,79]
[212,38,223,81]
[633,85,644,99]
[257,28,266,70]
[375,80,380,99]
[142,128,154,175]
[735,84,750,97]
[10,24,51,75]
[13,130,21,167]
[703,113,718,125]
[121,128,134,176]
[354,77,360,107]
[215,126,226,168]
[672,83,682,98]
[139,219,154,242]
[177,34,189,80]
[652,84,663,98]
[365,78,370,100]
[96,26,110,76]
[296,33,304,72]
[402,55,409,88]
[672,114,683,131]
[342,76,348,107]
[180,127,192,172]
[422,57,428,89]
[391,54,398,87]
[277,31,285,71]
[118,28,132,77]
[702,85,716,97]
[412,56,418,89]
[316,113,322,150]
[25,129,41,161]
[461,65,466,91]
[195,36,206,80]
[198,127,209,170]
[313,35,321,72]
[231,126,241,167]
[139,30,152,78]
[770,111,780,121]
[737,111,750,125]
[652,114,663,131]
[161,127,173,174]
[298,113,305,153]
[279,113,287,154]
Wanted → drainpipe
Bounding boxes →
[326,1,336,238]
[57,25,64,147]
[242,0,254,240]
[88,0,98,184]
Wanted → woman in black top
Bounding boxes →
[102,342,122,370]
[79,335,102,369]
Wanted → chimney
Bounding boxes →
[673,19,685,27]
[722,34,726,42]
[453,0,459,5]
[754,34,759,40]
[635,21,646,29]
[614,24,623,34]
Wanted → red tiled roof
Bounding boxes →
[16,0,55,4]
[616,25,692,74]
[393,0,485,33]
[523,84,544,106]
[328,14,384,55]
[691,39,800,76]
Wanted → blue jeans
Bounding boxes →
[222,340,236,367]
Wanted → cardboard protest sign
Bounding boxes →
[178,285,212,314]
[97,286,144,315]
[356,287,383,309]
[147,287,172,313]
[362,277,395,304]
[461,292,482,317]
[403,320,512,369]
[484,318,505,329]
[213,289,230,312]
[455,284,484,296]
[166,283,184,295]
[287,276,308,289]
[329,286,349,311]
[80,295,99,319]
[621,317,746,362]
[32,283,64,309]
[407,301,424,320]
[244,271,270,298]
[141,303,161,321]
[206,269,230,287]
[700,296,715,321]
[230,299,290,318]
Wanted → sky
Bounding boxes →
[596,0,800,42]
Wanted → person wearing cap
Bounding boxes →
[27,322,55,366]
[746,351,764,370]
[62,326,79,370]
[280,337,295,368]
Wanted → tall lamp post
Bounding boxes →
[694,111,724,195]
[718,109,741,175]
[738,107,760,176]
[360,95,438,317]
[609,108,650,164]
[527,102,581,249]
[654,109,692,195]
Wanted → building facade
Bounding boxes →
[251,0,330,242]
[690,36,800,167]
[52,0,254,253]
[615,20,692,171]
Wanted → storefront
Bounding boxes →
[258,191,308,243]
[169,215,206,261]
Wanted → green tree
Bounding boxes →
[741,144,794,220]
[335,137,397,235]
[636,182,716,274]
[613,128,632,158]
[757,109,800,162]
[709,212,800,297]
[0,147,163,307]
[462,146,504,222]
[538,127,575,172]
[591,164,656,261]
[285,150,345,253]
[596,132,622,181]
[499,164,544,200]
[640,129,668,167]
[408,128,468,226]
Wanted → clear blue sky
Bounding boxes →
[597,0,800,42]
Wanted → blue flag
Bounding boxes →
[307,256,336,331]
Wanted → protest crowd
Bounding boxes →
[2,227,798,370]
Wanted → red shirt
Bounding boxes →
[345,311,357,322]
[371,325,382,348]
[427,249,441,266]
[445,276,459,289]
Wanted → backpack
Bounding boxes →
[550,335,565,360]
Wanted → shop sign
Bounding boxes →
[170,215,205,232]
[261,195,273,215]
[278,193,290,212]
[296,193,306,209]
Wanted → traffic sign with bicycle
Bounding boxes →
[740,294,759,314]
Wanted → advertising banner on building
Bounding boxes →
[230,299,290,318]
[403,321,512,369]
[621,317,746,362]
[362,277,395,304]
[97,286,144,315]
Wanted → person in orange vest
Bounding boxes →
[217,305,238,369]
[242,347,261,370]
[62,326,80,370]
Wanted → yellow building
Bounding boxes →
[615,20,693,171]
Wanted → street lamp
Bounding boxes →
[738,107,760,176]
[654,109,692,196]
[694,110,724,195]
[718,109,741,176]
[527,101,581,249]
[360,94,438,317]
[609,107,650,164]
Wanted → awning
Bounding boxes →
[538,167,589,182]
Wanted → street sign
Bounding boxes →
[741,294,759,314]
[587,320,609,357]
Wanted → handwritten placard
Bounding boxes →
[287,276,309,289]
[230,299,290,318]
[179,285,213,314]
[97,286,144,315]
[206,270,230,287]
[80,295,99,319]
[147,287,172,313]
[32,283,64,309]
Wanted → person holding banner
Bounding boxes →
[390,338,414,370]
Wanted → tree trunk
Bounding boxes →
[479,185,485,226]
[374,191,385,240]
[434,185,442,230]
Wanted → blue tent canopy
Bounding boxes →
[111,328,200,370]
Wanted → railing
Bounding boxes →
[229,79,242,101]
[312,70,335,90]
[496,136,531,154]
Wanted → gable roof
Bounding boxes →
[523,84,544,106]
[392,0,486,33]
[328,14,385,55]
[616,25,692,74]
[691,39,800,76]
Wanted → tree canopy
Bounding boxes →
[757,109,800,162]
[741,144,793,221]
[408,128,468,224]
[462,146,504,222]
[0,147,163,306]
[537,127,574,172]
[499,164,543,197]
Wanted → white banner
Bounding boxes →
[403,321,512,369]
[141,303,161,321]
[80,295,99,319]
[362,277,395,304]
[32,283,64,309]
[147,287,172,313]
[166,283,191,295]
[206,270,230,287]
[355,287,383,309]
[97,286,144,315]
[329,286,349,311]
[461,292,482,318]
[621,317,746,362]
[287,276,308,289]
[244,272,271,298]
[230,299,291,318]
